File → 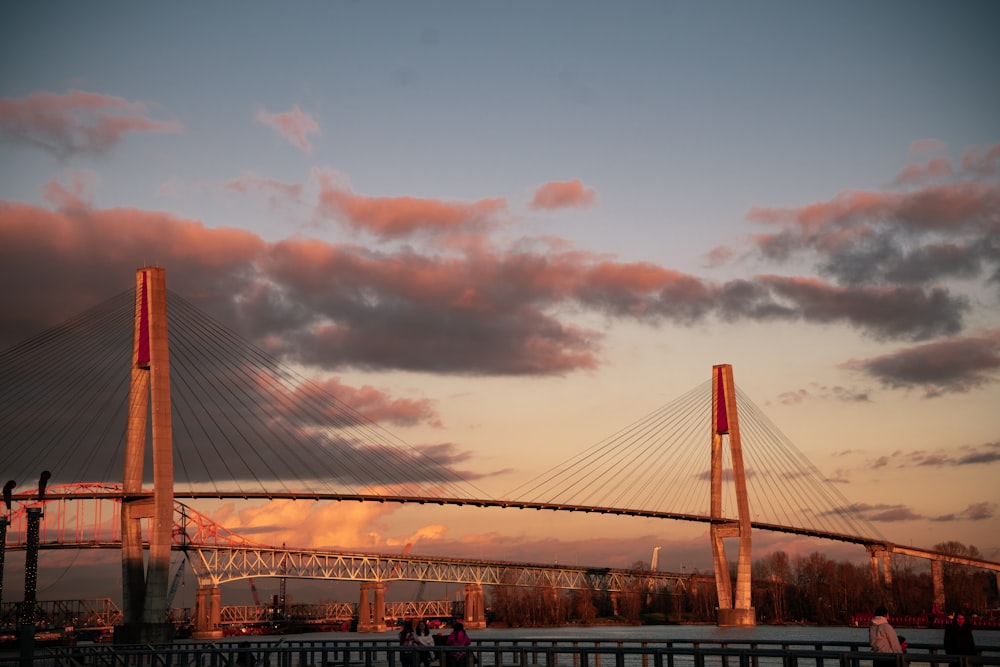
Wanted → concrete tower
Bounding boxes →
[119,267,175,643]
[710,364,755,626]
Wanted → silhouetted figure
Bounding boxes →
[944,613,977,656]
[869,606,902,667]
[400,618,417,667]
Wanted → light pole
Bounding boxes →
[19,471,50,667]
[0,480,15,606]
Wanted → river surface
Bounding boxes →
[227,624,998,648]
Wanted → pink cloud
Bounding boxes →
[960,141,1000,175]
[0,89,182,158]
[223,175,305,212]
[318,185,508,240]
[42,171,99,210]
[704,245,735,266]
[892,157,954,186]
[290,377,442,428]
[256,105,321,152]
[529,179,597,210]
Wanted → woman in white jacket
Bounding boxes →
[869,606,902,667]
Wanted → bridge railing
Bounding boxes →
[4,639,999,667]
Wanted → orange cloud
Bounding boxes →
[529,179,597,210]
[256,105,321,152]
[0,89,182,158]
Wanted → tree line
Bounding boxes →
[486,541,998,626]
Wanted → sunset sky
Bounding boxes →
[2,2,999,605]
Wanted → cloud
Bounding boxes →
[744,158,1000,292]
[0,90,182,158]
[892,157,953,187]
[212,499,400,550]
[256,105,321,152]
[835,502,923,522]
[841,330,1000,395]
[961,142,1000,176]
[774,383,870,405]
[0,194,984,377]
[907,442,1000,467]
[318,183,509,241]
[42,170,99,211]
[931,502,997,522]
[223,174,306,214]
[288,377,442,428]
[529,179,597,210]
[721,276,968,341]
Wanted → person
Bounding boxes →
[445,620,471,667]
[869,606,902,667]
[414,619,435,667]
[399,619,417,667]
[943,612,977,656]
[897,636,907,653]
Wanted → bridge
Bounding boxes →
[2,267,998,642]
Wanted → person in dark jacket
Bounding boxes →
[943,613,977,656]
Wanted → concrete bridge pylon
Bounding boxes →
[710,364,755,626]
[118,267,176,644]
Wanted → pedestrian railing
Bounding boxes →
[3,638,998,667]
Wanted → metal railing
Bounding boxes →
[2,638,998,667]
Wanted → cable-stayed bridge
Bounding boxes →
[2,267,998,641]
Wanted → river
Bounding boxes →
[227,624,998,648]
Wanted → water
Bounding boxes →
[228,624,977,646]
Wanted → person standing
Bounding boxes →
[869,606,902,667]
[399,619,417,667]
[414,619,435,667]
[445,621,471,667]
[943,612,977,656]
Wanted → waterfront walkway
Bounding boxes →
[3,637,999,667]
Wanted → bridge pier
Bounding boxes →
[462,584,486,629]
[867,547,893,589]
[709,365,755,627]
[191,585,223,639]
[357,582,387,632]
[932,559,945,612]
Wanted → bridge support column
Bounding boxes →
[462,584,486,629]
[119,267,175,645]
[867,547,893,591]
[709,365,755,627]
[357,582,386,632]
[931,559,945,613]
[191,586,223,639]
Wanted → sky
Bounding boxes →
[1,1,999,606]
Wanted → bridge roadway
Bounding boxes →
[17,489,1000,575]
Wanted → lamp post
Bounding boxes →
[1,480,14,606]
[20,471,50,667]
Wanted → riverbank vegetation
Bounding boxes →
[487,541,998,627]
